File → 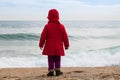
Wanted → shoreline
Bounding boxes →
[0,67,120,80]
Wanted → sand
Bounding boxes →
[0,67,120,80]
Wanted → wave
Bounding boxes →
[0,33,39,40]
[101,45,120,51]
[69,35,120,40]
[88,45,120,54]
[0,33,119,41]
[63,45,120,67]
[0,33,78,41]
[0,34,82,41]
[0,44,120,67]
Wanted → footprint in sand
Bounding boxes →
[112,74,120,79]
[66,72,72,74]
[101,74,111,78]
[2,76,22,80]
[66,71,84,74]
[73,71,84,73]
[34,74,47,79]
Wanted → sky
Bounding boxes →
[0,0,120,21]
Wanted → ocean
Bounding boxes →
[0,21,120,68]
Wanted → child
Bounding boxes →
[39,9,69,76]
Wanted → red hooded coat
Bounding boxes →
[39,9,69,56]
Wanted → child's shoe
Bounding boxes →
[55,70,63,76]
[47,71,54,76]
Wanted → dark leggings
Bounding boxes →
[48,56,61,71]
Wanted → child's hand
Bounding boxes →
[65,47,68,50]
[40,47,43,50]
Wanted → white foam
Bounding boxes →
[62,49,120,67]
[0,47,120,68]
[0,57,47,68]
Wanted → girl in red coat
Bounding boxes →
[39,9,69,76]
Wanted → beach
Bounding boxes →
[0,67,120,80]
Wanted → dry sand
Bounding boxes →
[0,67,120,80]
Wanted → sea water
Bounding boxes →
[0,21,120,68]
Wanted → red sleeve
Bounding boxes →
[39,25,48,48]
[62,26,69,49]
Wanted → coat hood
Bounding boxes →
[47,9,59,22]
